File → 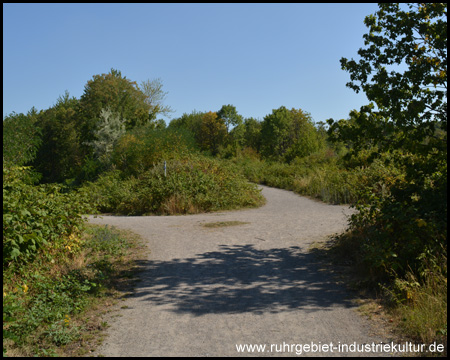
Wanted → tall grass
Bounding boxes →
[231,150,369,205]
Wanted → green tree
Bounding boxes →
[243,117,262,152]
[3,108,42,166]
[284,108,325,162]
[327,3,447,278]
[217,104,243,133]
[33,92,83,183]
[112,125,198,177]
[327,107,386,159]
[154,119,167,130]
[168,110,206,148]
[260,106,292,159]
[331,3,447,159]
[261,106,322,161]
[198,111,227,155]
[78,69,150,151]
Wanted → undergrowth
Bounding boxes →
[3,223,147,357]
[82,156,265,215]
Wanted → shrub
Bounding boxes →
[3,165,91,268]
[82,156,265,215]
[343,152,447,280]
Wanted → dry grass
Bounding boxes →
[202,221,250,228]
[160,194,199,215]
[313,234,447,357]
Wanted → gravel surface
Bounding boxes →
[88,185,393,357]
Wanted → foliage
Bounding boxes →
[3,164,91,267]
[333,3,447,160]
[112,125,199,177]
[168,110,205,146]
[3,224,145,357]
[168,109,204,132]
[217,104,243,134]
[82,156,265,215]
[327,3,447,282]
[386,251,447,346]
[341,3,446,143]
[169,107,247,156]
[348,154,446,279]
[243,117,262,152]
[233,150,355,204]
[198,111,227,155]
[3,108,42,166]
[78,68,150,156]
[261,106,324,161]
[85,106,126,167]
[77,170,139,214]
[32,91,83,183]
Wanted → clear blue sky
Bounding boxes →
[3,3,380,124]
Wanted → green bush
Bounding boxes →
[3,224,143,356]
[344,152,447,280]
[82,156,265,215]
[3,165,91,268]
[78,170,139,213]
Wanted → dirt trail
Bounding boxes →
[88,185,392,357]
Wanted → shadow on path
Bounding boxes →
[130,244,357,316]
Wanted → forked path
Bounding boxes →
[88,185,391,357]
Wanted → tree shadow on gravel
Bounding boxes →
[130,244,358,316]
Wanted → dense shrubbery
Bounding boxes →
[82,156,265,215]
[3,164,92,268]
[345,152,447,280]
[3,223,145,357]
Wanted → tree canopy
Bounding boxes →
[78,69,149,148]
[3,108,42,166]
[217,104,243,133]
[329,3,447,160]
[261,106,323,161]
[33,92,82,183]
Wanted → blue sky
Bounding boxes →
[3,3,380,124]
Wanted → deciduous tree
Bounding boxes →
[217,104,243,133]
[33,92,82,183]
[78,69,150,150]
[199,111,226,155]
[330,3,447,159]
[261,106,322,161]
[3,108,42,166]
[139,78,174,121]
[326,3,447,277]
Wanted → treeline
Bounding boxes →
[3,72,328,185]
[3,70,172,184]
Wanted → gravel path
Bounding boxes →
[88,185,392,357]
